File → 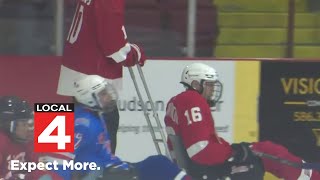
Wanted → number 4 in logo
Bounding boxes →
[38,116,71,150]
[34,107,74,153]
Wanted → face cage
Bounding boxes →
[9,118,33,143]
[92,85,119,112]
[201,80,223,107]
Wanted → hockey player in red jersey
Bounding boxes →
[165,63,320,180]
[0,96,34,179]
[57,0,146,95]
[0,96,65,180]
[57,0,147,154]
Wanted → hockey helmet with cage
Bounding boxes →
[73,75,118,111]
[181,63,219,86]
[0,96,33,141]
[180,63,223,106]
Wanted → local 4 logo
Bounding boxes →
[34,103,74,152]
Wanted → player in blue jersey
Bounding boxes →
[69,74,192,180]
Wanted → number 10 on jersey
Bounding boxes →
[34,103,75,152]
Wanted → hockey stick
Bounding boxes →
[252,150,320,170]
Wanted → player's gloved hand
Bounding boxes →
[231,142,253,163]
[122,43,146,67]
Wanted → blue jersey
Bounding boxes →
[52,105,128,180]
[73,105,128,168]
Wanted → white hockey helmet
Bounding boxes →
[73,75,118,109]
[180,63,222,107]
[181,63,219,86]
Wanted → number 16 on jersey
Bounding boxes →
[34,103,75,152]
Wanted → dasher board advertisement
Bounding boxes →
[116,60,235,161]
[259,61,320,162]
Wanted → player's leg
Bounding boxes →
[104,105,120,154]
[187,158,264,180]
[134,155,191,180]
[252,141,320,180]
[98,163,139,180]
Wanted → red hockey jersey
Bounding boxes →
[165,90,232,165]
[58,0,135,95]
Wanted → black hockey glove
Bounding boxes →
[231,142,254,163]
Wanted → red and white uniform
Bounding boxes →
[165,90,232,165]
[0,131,28,179]
[0,130,70,180]
[165,90,320,180]
[58,0,145,96]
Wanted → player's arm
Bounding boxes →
[74,118,93,153]
[176,99,233,165]
[94,0,146,67]
[70,118,94,179]
[164,100,181,162]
